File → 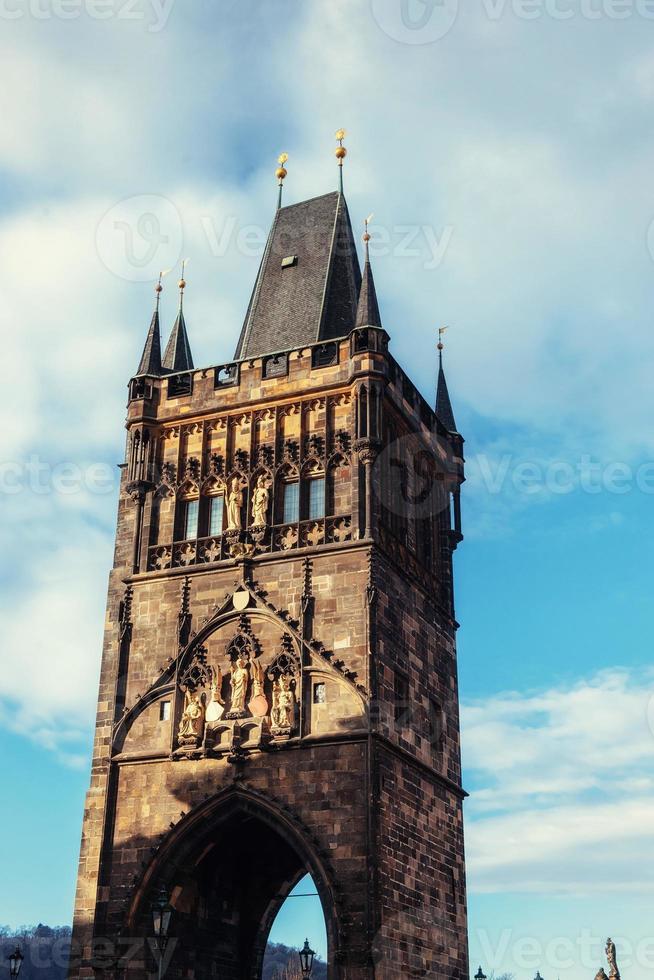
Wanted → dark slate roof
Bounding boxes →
[436,353,458,432]
[355,258,382,328]
[163,308,194,373]
[234,191,362,359]
[135,309,163,376]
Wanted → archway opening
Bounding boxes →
[136,796,335,980]
[263,873,328,978]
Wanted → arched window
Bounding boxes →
[276,465,300,525]
[173,494,199,542]
[208,494,224,536]
[308,477,325,519]
[282,481,299,523]
[183,498,199,540]
[301,460,325,521]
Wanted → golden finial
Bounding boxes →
[154,268,170,310]
[178,259,189,307]
[335,128,347,193]
[335,128,347,161]
[438,325,449,352]
[363,213,374,261]
[276,152,289,182]
[276,152,289,208]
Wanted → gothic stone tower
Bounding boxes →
[69,179,468,980]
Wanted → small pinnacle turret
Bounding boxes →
[162,262,194,373]
[135,277,164,376]
[355,215,382,329]
[436,333,458,433]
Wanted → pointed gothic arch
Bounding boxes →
[124,787,341,980]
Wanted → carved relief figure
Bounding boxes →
[229,656,249,716]
[226,477,243,530]
[251,476,269,527]
[272,674,295,731]
[251,657,264,698]
[205,665,224,723]
[248,657,269,718]
[178,689,205,744]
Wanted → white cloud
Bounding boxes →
[0,0,652,770]
[463,668,654,894]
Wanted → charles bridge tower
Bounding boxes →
[70,145,468,980]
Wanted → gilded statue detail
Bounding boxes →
[226,477,243,530]
[227,655,249,718]
[251,475,269,527]
[205,665,224,723]
[271,674,296,733]
[178,689,205,746]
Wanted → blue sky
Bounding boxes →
[1,1,654,976]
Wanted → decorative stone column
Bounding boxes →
[354,438,381,540]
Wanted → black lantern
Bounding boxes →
[474,969,487,980]
[299,938,315,976]
[151,886,173,942]
[8,947,24,978]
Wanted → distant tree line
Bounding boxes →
[0,926,71,980]
[0,929,327,980]
[263,942,327,979]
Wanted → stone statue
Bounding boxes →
[251,657,264,698]
[606,939,620,979]
[248,657,269,718]
[178,689,205,744]
[271,674,295,731]
[251,476,269,527]
[226,477,243,530]
[228,656,249,716]
[205,665,224,723]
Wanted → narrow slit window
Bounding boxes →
[313,682,327,705]
[209,496,224,536]
[159,701,171,722]
[282,482,299,524]
[184,499,199,540]
[308,478,325,520]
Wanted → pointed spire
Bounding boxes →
[135,273,164,376]
[335,128,347,194]
[355,214,382,329]
[436,328,458,433]
[276,152,288,210]
[162,260,194,373]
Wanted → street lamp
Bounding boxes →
[8,947,24,978]
[298,938,315,977]
[152,886,173,941]
[151,886,173,980]
[474,969,487,980]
